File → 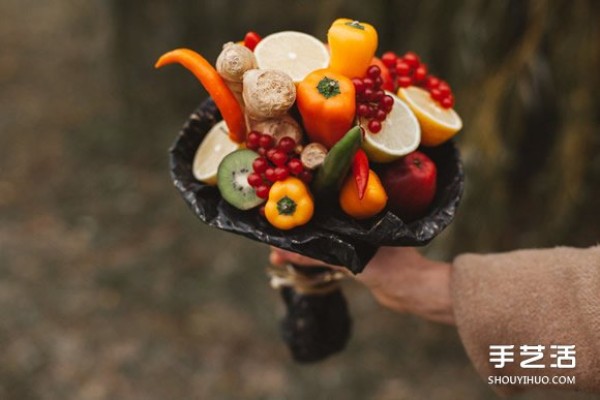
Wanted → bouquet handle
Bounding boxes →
[269,264,352,363]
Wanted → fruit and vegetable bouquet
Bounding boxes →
[159,19,464,362]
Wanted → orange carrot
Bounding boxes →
[155,49,246,143]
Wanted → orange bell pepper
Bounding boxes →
[339,169,387,219]
[328,18,378,79]
[296,69,356,149]
[155,49,246,143]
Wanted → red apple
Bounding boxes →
[381,151,437,221]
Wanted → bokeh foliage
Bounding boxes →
[0,0,598,399]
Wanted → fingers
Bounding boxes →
[269,247,328,267]
[269,248,347,272]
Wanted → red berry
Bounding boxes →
[278,137,296,153]
[368,104,378,118]
[395,61,410,76]
[274,167,289,181]
[425,76,440,90]
[363,78,374,89]
[298,170,313,184]
[252,157,268,173]
[403,52,420,68]
[374,76,383,88]
[440,97,453,108]
[381,95,394,110]
[243,32,262,52]
[247,172,263,187]
[381,52,398,68]
[255,185,270,199]
[258,134,274,149]
[438,81,451,97]
[352,78,365,94]
[414,65,427,82]
[257,147,266,156]
[441,94,454,108]
[368,119,382,133]
[367,65,381,79]
[264,168,276,182]
[270,149,288,166]
[265,148,277,160]
[246,131,261,149]
[375,109,387,121]
[397,76,412,87]
[287,158,304,175]
[430,88,444,101]
[357,103,370,117]
[363,88,374,101]
[370,91,380,101]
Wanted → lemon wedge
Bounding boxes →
[360,93,421,163]
[193,120,242,185]
[254,31,330,83]
[397,86,462,146]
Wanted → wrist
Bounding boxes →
[409,258,454,325]
[358,247,454,325]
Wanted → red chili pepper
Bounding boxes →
[243,31,262,51]
[352,149,369,200]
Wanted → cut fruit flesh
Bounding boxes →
[193,120,241,185]
[254,31,330,83]
[217,149,265,210]
[397,86,462,147]
[360,92,421,163]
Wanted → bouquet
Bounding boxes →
[158,19,464,362]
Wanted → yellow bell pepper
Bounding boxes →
[327,18,378,79]
[265,177,314,230]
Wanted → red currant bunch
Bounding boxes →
[381,51,455,109]
[352,65,395,134]
[245,132,313,199]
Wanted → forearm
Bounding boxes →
[451,246,600,394]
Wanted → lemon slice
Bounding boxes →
[397,86,462,146]
[254,31,330,83]
[360,93,421,163]
[193,120,242,185]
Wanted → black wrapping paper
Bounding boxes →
[170,99,464,274]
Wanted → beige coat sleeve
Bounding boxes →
[451,246,600,396]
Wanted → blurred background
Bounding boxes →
[1,0,599,399]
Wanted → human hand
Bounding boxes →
[270,247,454,325]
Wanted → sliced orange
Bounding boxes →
[397,86,462,146]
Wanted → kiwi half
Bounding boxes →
[217,149,265,210]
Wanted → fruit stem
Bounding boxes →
[277,196,297,215]
[345,20,365,30]
[317,76,341,99]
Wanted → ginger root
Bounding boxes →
[300,142,328,170]
[251,114,303,144]
[216,42,256,109]
[242,69,296,120]
[216,42,256,82]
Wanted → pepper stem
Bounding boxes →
[317,77,341,99]
[345,20,365,30]
[277,196,297,216]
